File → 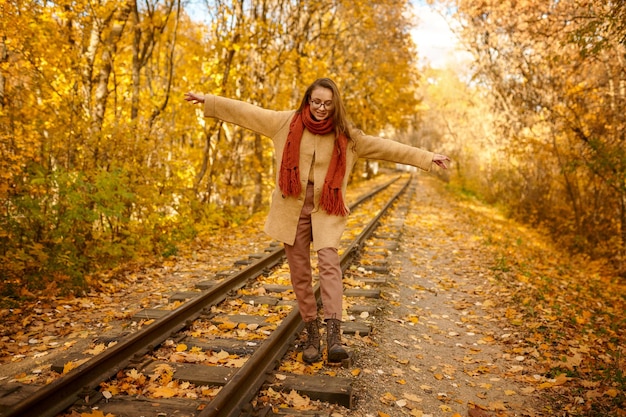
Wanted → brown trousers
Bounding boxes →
[284,183,343,322]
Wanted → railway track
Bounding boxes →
[0,173,419,417]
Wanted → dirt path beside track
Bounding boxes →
[345,174,541,417]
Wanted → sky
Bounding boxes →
[410,0,471,70]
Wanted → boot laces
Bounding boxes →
[305,320,320,346]
[327,319,341,346]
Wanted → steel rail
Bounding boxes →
[340,174,411,271]
[2,249,285,417]
[1,174,405,417]
[197,175,413,417]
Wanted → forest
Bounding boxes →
[1,0,625,295]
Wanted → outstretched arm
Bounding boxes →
[183,92,293,139]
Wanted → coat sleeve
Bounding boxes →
[203,94,292,138]
[352,130,434,172]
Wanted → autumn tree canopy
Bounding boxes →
[0,0,421,293]
[422,0,626,274]
[2,0,624,296]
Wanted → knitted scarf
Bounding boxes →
[279,105,349,216]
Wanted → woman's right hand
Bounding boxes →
[184,92,205,104]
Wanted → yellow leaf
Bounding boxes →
[126,369,143,380]
[216,350,230,359]
[202,386,221,397]
[554,374,569,386]
[378,412,391,417]
[504,390,516,396]
[176,343,188,352]
[403,392,422,402]
[63,361,77,374]
[63,358,88,374]
[489,401,508,410]
[285,389,311,409]
[152,386,177,398]
[580,380,601,388]
[380,392,397,404]
[218,321,237,330]
[84,343,106,355]
[396,379,407,385]
[226,357,247,367]
[351,368,361,376]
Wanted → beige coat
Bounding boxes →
[203,95,434,251]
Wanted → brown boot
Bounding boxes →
[326,318,349,362]
[302,319,321,363]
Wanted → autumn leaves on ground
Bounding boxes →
[1,175,624,417]
[385,177,626,417]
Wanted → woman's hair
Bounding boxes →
[297,78,352,140]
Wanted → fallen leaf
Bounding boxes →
[380,392,397,405]
[151,386,177,398]
[489,401,508,411]
[396,399,408,407]
[403,392,422,402]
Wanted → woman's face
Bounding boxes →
[309,87,334,121]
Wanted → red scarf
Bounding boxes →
[279,105,349,216]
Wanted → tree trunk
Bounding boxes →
[0,36,6,108]
[90,0,133,164]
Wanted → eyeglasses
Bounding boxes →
[310,98,334,109]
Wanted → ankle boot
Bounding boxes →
[302,319,321,363]
[326,318,348,362]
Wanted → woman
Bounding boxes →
[185,78,449,363]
